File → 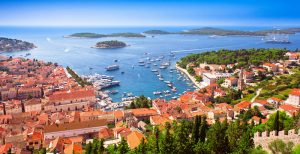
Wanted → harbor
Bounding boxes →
[2,26,296,102]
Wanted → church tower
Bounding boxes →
[238,68,245,91]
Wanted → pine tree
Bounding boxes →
[85,142,92,154]
[206,119,229,154]
[118,137,130,154]
[191,116,201,144]
[160,122,174,154]
[154,126,160,153]
[137,138,147,154]
[98,138,105,154]
[174,120,192,154]
[199,116,208,143]
[273,110,280,135]
[193,141,209,154]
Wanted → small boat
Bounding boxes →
[138,60,145,63]
[110,90,118,94]
[153,64,158,66]
[159,77,164,81]
[145,65,150,68]
[172,96,177,99]
[171,88,177,92]
[151,69,158,72]
[159,66,167,69]
[114,59,118,62]
[89,67,93,70]
[161,62,170,66]
[153,91,162,95]
[121,72,125,74]
[167,84,173,87]
[139,63,145,66]
[163,90,170,94]
[164,81,171,84]
[169,71,173,73]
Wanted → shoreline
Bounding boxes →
[175,64,202,89]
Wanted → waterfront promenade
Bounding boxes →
[175,64,202,89]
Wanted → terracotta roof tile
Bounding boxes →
[126,131,145,149]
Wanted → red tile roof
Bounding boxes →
[290,89,300,96]
[235,101,251,110]
[49,89,95,102]
[126,131,145,149]
[279,104,298,111]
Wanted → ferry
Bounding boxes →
[99,81,120,89]
[106,65,119,71]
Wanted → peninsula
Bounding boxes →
[93,40,127,49]
[0,37,36,52]
[143,27,300,36]
[67,32,146,38]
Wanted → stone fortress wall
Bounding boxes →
[254,129,300,151]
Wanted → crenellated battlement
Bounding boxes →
[254,129,299,138]
[254,129,300,151]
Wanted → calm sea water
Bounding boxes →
[1,26,300,102]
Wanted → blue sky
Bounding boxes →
[0,0,299,26]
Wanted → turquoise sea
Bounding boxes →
[1,26,300,102]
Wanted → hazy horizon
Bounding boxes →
[0,0,300,27]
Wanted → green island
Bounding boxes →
[0,37,36,52]
[68,32,146,38]
[143,27,300,36]
[93,40,127,49]
[143,30,171,34]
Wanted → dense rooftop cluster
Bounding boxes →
[1,49,300,153]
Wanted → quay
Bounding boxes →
[175,64,203,89]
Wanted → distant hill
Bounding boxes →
[93,40,127,49]
[143,30,171,34]
[144,27,300,36]
[0,37,36,52]
[68,32,145,38]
